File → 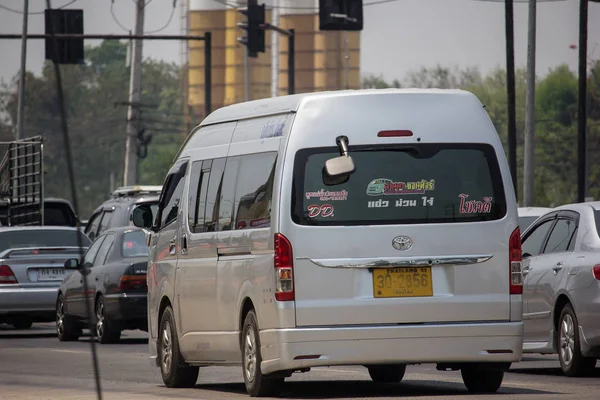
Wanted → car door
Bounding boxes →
[147,160,188,347]
[522,213,557,342]
[67,235,107,318]
[523,212,578,343]
[86,233,116,314]
[532,213,579,341]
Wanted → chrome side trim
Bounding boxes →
[298,254,494,269]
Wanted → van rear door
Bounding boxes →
[285,143,517,327]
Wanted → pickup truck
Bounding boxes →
[0,226,91,329]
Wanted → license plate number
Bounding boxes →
[38,268,67,281]
[372,267,433,298]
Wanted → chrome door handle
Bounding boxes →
[553,262,564,274]
[169,237,177,255]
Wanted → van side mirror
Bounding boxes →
[64,258,79,269]
[522,252,531,259]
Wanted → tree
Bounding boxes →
[0,40,185,218]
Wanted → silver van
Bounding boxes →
[139,89,524,397]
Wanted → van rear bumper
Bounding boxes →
[260,321,524,375]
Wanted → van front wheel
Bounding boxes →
[159,306,199,388]
[461,365,504,393]
[242,310,283,397]
[367,365,406,383]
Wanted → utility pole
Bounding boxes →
[505,0,518,196]
[523,0,536,207]
[577,0,588,203]
[123,0,145,186]
[16,0,29,140]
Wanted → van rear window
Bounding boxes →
[291,143,507,226]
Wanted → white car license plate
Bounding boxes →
[38,268,67,281]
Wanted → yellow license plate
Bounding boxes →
[372,267,433,298]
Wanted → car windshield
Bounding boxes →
[0,229,91,253]
[122,230,149,257]
[292,143,507,226]
[518,216,539,230]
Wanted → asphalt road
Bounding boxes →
[1,323,600,400]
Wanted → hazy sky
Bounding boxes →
[0,0,598,86]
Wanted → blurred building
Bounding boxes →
[186,0,361,120]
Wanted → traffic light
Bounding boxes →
[44,9,84,64]
[237,0,265,58]
[319,0,363,31]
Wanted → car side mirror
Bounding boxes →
[132,206,153,229]
[522,252,532,259]
[64,258,79,269]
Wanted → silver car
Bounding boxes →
[521,201,600,376]
[0,227,91,329]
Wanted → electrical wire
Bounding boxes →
[0,0,77,15]
[45,0,103,399]
[110,0,131,32]
[145,0,177,34]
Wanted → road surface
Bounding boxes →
[1,323,599,400]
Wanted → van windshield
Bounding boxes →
[292,143,507,226]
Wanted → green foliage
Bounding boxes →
[0,40,185,218]
[362,62,600,207]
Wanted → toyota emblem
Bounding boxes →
[392,235,413,251]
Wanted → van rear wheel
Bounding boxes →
[461,366,504,393]
[242,310,284,397]
[367,365,406,383]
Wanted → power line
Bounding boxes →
[145,0,177,34]
[0,0,77,15]
[110,0,131,32]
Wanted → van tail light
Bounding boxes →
[509,227,523,295]
[0,265,18,284]
[593,265,600,280]
[274,233,294,301]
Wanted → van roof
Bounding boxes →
[199,88,476,127]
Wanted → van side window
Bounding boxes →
[233,152,277,230]
[187,160,205,232]
[204,158,226,232]
[217,156,241,231]
[159,163,188,229]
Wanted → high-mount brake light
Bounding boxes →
[509,227,523,295]
[274,233,294,301]
[377,130,413,137]
[0,265,18,284]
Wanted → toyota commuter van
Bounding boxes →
[137,89,524,397]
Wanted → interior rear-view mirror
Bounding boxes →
[64,258,79,269]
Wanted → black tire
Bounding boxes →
[367,365,406,383]
[557,303,597,377]
[461,366,504,393]
[158,306,199,388]
[241,310,284,397]
[95,296,121,344]
[12,318,33,330]
[56,294,81,341]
